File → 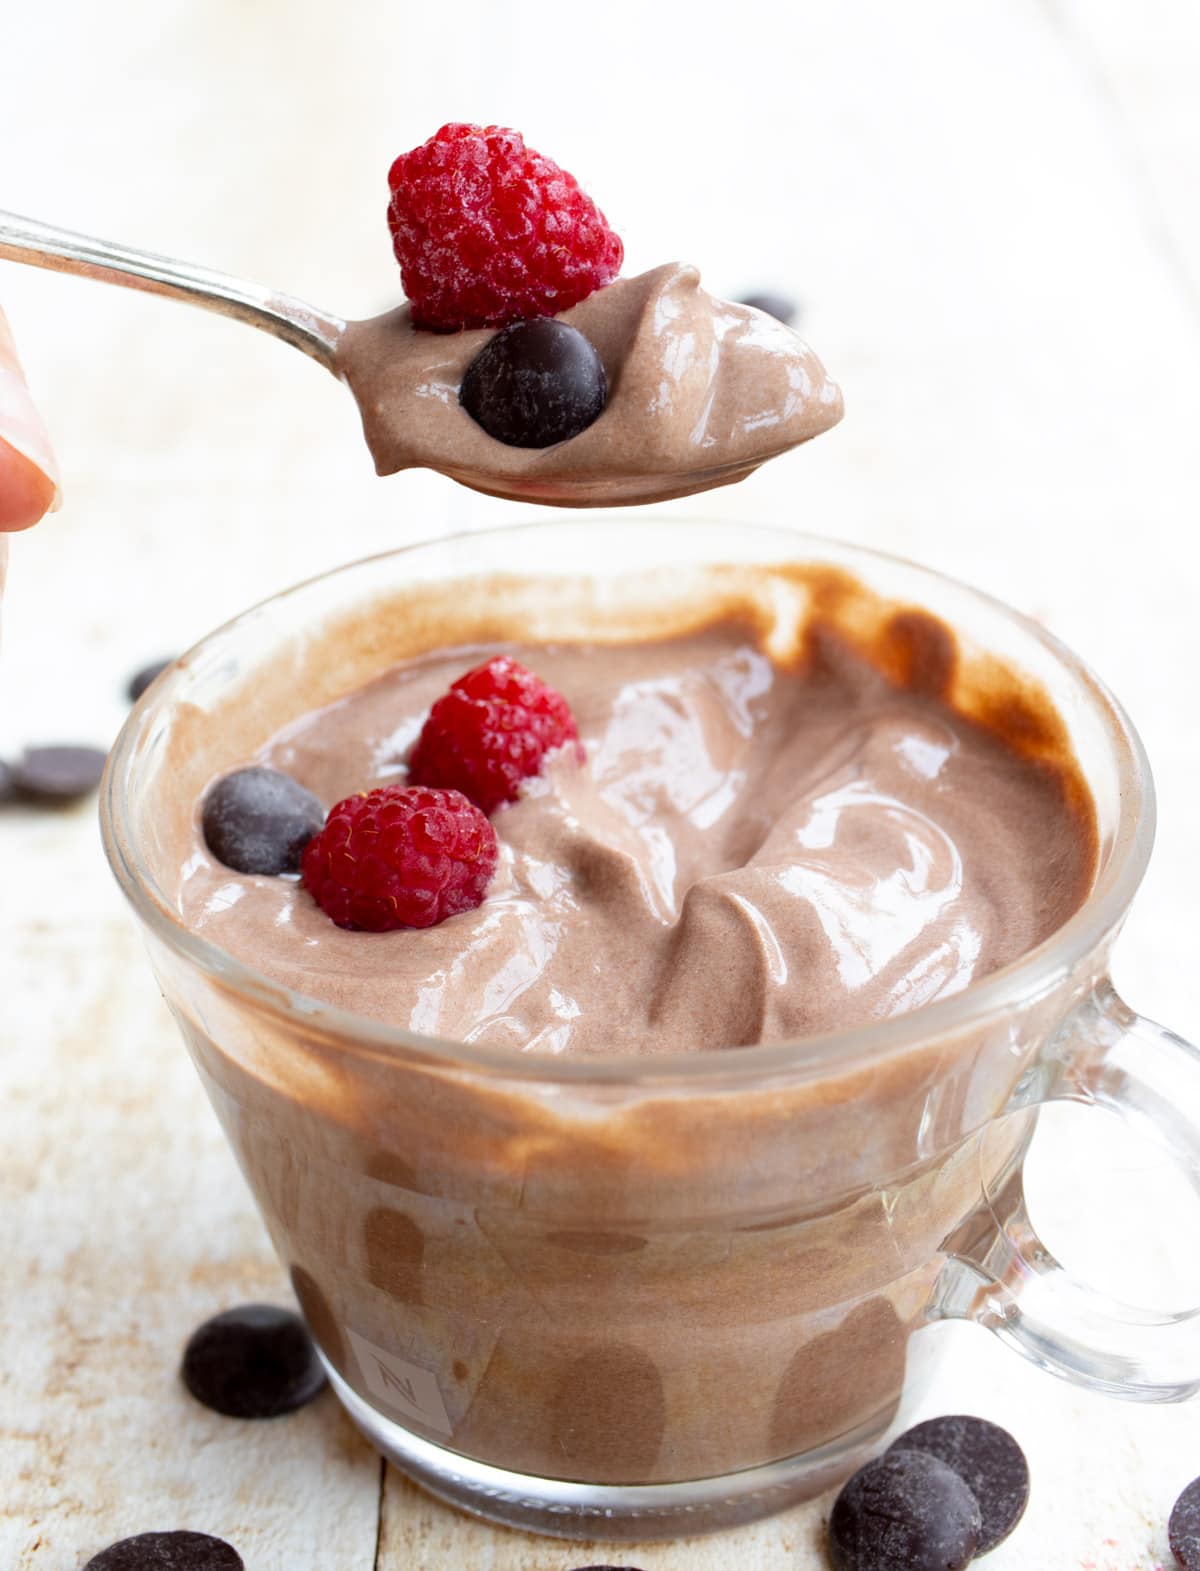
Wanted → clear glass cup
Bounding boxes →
[101,519,1200,1541]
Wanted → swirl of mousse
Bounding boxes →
[335,263,844,507]
[180,628,1095,1056]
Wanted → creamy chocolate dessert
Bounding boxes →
[133,549,1103,1525]
[337,264,844,507]
[183,625,1092,1054]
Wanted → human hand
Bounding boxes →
[0,307,59,530]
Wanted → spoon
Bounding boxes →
[0,211,843,507]
[0,209,344,369]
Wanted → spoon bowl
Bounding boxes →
[0,213,843,508]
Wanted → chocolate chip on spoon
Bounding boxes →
[83,1531,243,1571]
[460,317,607,447]
[738,290,800,326]
[13,744,108,804]
[828,1449,980,1571]
[128,656,175,702]
[1170,1476,1200,1570]
[888,1414,1029,1553]
[201,767,325,876]
[182,1303,326,1419]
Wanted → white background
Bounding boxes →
[2,2,1199,1567]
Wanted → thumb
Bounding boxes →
[0,308,60,531]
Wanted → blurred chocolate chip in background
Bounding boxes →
[128,656,175,703]
[738,290,800,326]
[12,744,109,805]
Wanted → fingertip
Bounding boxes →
[0,438,60,531]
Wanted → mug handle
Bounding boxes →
[931,979,1200,1399]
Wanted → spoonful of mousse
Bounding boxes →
[0,122,843,507]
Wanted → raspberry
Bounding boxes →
[387,122,623,332]
[408,656,579,814]
[300,784,497,932]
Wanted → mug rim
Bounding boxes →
[100,516,1155,1086]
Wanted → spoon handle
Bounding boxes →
[0,209,345,371]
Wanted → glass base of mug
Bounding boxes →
[323,1356,893,1541]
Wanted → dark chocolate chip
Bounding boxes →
[828,1449,980,1571]
[181,1303,326,1419]
[0,758,15,803]
[567,1566,648,1570]
[83,1531,243,1571]
[460,317,607,447]
[201,767,324,875]
[738,291,800,326]
[1170,1475,1200,1570]
[128,656,175,702]
[13,744,108,804]
[889,1414,1029,1553]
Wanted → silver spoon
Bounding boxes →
[0,209,345,369]
[0,209,843,507]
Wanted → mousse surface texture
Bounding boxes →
[181,626,1093,1055]
[337,264,844,506]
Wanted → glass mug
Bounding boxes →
[101,519,1200,1541]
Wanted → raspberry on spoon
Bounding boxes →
[408,655,579,814]
[387,122,623,332]
[300,784,497,932]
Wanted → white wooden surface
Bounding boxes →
[3,2,1200,1566]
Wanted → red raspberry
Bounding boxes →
[387,122,623,332]
[300,784,497,932]
[408,656,579,814]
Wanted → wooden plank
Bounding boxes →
[0,880,382,1570]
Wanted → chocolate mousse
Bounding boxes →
[135,555,1100,1513]
[181,623,1093,1053]
[337,263,844,506]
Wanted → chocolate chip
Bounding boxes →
[889,1414,1029,1553]
[83,1531,243,1571]
[128,656,175,702]
[1170,1476,1200,1570]
[567,1566,648,1570]
[201,767,324,875]
[13,744,108,804]
[460,317,607,447]
[828,1449,980,1571]
[0,758,15,803]
[181,1303,326,1419]
[738,291,800,326]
